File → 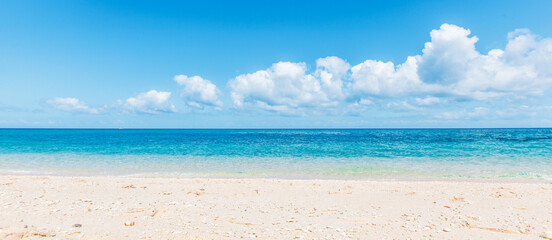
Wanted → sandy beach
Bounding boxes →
[0,176,550,239]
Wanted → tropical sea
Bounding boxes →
[0,128,551,180]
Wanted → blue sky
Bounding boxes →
[1,0,552,128]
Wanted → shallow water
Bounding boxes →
[0,129,551,180]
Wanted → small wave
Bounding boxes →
[496,136,552,142]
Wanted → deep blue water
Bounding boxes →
[0,129,551,180]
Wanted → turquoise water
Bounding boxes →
[0,129,551,180]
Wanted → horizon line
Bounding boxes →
[1,127,551,130]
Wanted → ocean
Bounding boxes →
[0,128,551,180]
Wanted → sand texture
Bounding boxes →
[1,176,552,239]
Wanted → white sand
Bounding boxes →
[1,176,551,239]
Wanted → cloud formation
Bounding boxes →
[121,90,176,114]
[46,98,99,114]
[351,56,424,97]
[227,57,348,114]
[174,75,222,108]
[352,24,552,100]
[225,23,552,113]
[417,24,552,99]
[45,24,552,119]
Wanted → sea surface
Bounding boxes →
[0,129,551,180]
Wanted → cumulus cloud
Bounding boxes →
[351,24,552,100]
[228,58,347,114]
[417,24,480,86]
[350,56,428,97]
[226,23,552,113]
[47,24,552,117]
[46,98,99,114]
[121,90,176,114]
[315,56,350,100]
[417,24,552,99]
[174,75,222,108]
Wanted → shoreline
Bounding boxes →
[1,172,551,184]
[1,176,552,239]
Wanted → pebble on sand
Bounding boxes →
[73,224,82,228]
[124,221,135,226]
[540,231,552,240]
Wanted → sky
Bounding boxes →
[1,0,552,128]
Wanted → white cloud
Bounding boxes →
[42,24,552,117]
[48,92,176,115]
[351,56,429,97]
[358,98,373,105]
[46,98,99,114]
[174,75,222,108]
[228,59,346,114]
[344,99,374,115]
[417,24,480,86]
[422,24,552,98]
[225,23,552,114]
[122,90,176,114]
[435,107,489,120]
[386,101,422,111]
[315,56,350,100]
[350,23,552,100]
[415,96,440,106]
[494,105,536,118]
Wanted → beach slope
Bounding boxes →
[1,176,551,239]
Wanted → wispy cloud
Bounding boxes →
[46,98,99,114]
[120,90,176,114]
[435,107,489,120]
[47,91,177,115]
[415,96,440,106]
